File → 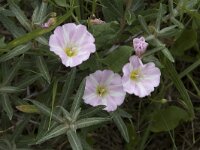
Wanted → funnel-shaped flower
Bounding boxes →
[49,23,96,67]
[122,56,161,97]
[133,37,148,57]
[83,70,126,112]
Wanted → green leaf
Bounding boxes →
[16,105,39,113]
[57,106,72,121]
[112,112,129,142]
[163,58,194,118]
[18,74,42,88]
[0,43,31,62]
[54,0,67,7]
[150,106,190,132]
[1,94,13,120]
[155,3,163,31]
[101,0,124,21]
[58,68,76,108]
[30,99,63,123]
[35,1,48,24]
[90,22,119,49]
[138,15,151,34]
[11,115,31,141]
[79,105,105,118]
[117,108,132,119]
[36,36,48,46]
[75,117,111,129]
[70,79,86,117]
[67,130,83,150]
[8,0,32,31]
[36,56,51,84]
[0,86,23,93]
[0,13,25,38]
[172,29,197,55]
[37,124,69,144]
[3,56,23,85]
[0,36,6,48]
[103,46,133,72]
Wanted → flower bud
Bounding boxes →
[133,37,148,57]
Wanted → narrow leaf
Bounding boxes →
[18,74,42,88]
[70,79,86,117]
[36,56,51,84]
[75,117,111,129]
[163,58,194,118]
[30,99,63,123]
[0,43,31,62]
[79,105,105,118]
[1,94,13,120]
[37,124,69,144]
[0,13,25,38]
[155,3,163,31]
[67,130,83,150]
[0,86,23,93]
[3,56,23,85]
[59,68,76,107]
[112,112,129,142]
[16,105,39,113]
[8,0,32,31]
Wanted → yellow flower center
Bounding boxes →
[65,48,77,57]
[96,86,107,97]
[130,69,140,80]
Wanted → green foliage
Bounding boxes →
[103,46,133,72]
[0,0,200,149]
[150,106,190,132]
[172,29,197,55]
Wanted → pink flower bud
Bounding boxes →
[89,18,105,25]
[41,18,56,28]
[133,37,148,57]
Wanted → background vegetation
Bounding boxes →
[0,0,200,149]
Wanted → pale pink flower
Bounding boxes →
[49,23,96,67]
[133,37,148,57]
[122,55,161,98]
[83,70,126,112]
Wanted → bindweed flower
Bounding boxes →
[49,23,96,67]
[122,55,161,98]
[83,70,126,112]
[133,37,148,57]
